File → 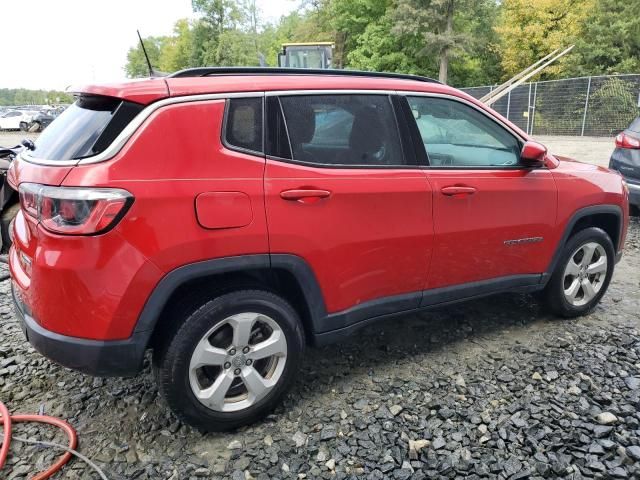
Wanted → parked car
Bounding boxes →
[609,117,640,212]
[0,110,37,131]
[0,145,20,252]
[8,68,629,431]
[18,110,55,132]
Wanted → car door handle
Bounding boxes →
[441,186,477,196]
[280,189,331,201]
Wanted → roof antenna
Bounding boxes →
[137,29,155,77]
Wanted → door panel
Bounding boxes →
[265,160,433,314]
[426,168,557,289]
[404,94,558,289]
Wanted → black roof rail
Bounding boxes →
[168,67,441,84]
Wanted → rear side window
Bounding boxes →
[276,95,405,166]
[32,95,142,161]
[224,97,263,153]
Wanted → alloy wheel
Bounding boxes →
[188,312,287,412]
[562,241,608,307]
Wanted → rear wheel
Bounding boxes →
[543,227,615,318]
[154,290,304,431]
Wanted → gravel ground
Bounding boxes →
[0,218,638,479]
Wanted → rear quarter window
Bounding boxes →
[31,95,142,161]
[224,97,263,154]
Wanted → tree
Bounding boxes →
[495,0,594,79]
[347,11,426,74]
[570,0,640,75]
[125,36,165,77]
[393,0,473,84]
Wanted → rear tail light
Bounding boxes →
[615,132,640,149]
[18,183,132,235]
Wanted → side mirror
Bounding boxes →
[520,141,547,167]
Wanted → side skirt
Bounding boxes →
[313,274,542,346]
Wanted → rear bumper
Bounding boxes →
[12,284,146,377]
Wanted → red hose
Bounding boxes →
[0,400,78,480]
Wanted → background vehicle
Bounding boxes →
[0,145,20,253]
[610,116,640,212]
[277,42,334,69]
[8,68,629,432]
[19,110,55,132]
[0,110,37,130]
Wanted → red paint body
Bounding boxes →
[8,74,629,342]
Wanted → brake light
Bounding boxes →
[615,132,640,149]
[18,183,132,235]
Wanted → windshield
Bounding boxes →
[32,96,122,161]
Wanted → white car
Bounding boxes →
[0,110,37,130]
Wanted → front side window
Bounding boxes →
[224,97,263,153]
[407,96,521,167]
[277,95,405,166]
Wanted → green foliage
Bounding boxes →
[569,0,640,76]
[0,89,73,106]
[123,0,640,88]
[125,36,165,77]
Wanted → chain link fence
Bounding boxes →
[461,74,640,137]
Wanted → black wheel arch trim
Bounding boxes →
[133,253,329,339]
[542,204,624,284]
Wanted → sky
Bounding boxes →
[0,0,298,91]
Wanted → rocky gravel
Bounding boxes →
[0,217,638,480]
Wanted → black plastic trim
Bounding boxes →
[542,204,624,283]
[391,95,418,166]
[133,255,272,334]
[315,274,544,345]
[168,67,441,84]
[12,286,146,377]
[324,291,422,332]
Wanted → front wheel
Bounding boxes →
[154,290,304,432]
[543,227,615,318]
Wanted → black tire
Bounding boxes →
[1,203,20,253]
[153,289,304,432]
[19,122,28,132]
[542,227,615,318]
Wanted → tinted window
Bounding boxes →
[225,97,263,153]
[629,117,640,133]
[407,96,521,167]
[278,95,404,166]
[32,96,141,161]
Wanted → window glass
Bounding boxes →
[407,96,521,167]
[225,97,263,153]
[629,117,640,134]
[278,95,404,166]
[33,96,124,161]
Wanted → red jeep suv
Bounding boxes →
[8,68,629,431]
